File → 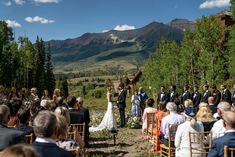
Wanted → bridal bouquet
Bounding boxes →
[127,116,141,129]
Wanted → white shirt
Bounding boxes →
[175,121,205,157]
[35,137,56,144]
[161,112,185,139]
[211,119,226,139]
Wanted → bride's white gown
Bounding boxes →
[89,94,117,132]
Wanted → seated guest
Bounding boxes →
[211,102,231,139]
[161,102,185,146]
[142,98,157,133]
[67,96,85,124]
[55,114,84,150]
[208,96,217,115]
[54,106,84,148]
[184,99,196,116]
[0,144,40,157]
[77,97,90,148]
[16,107,34,135]
[33,111,74,157]
[149,102,168,152]
[175,111,205,157]
[196,106,215,131]
[0,105,24,150]
[7,101,20,127]
[208,110,235,157]
[199,102,209,109]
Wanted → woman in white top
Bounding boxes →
[89,87,117,132]
[175,112,205,157]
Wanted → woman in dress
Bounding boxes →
[131,90,140,117]
[89,87,117,132]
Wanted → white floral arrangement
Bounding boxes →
[127,116,141,129]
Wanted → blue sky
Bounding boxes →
[0,0,231,42]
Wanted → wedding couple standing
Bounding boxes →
[89,84,126,132]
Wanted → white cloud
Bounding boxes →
[102,30,109,33]
[14,0,25,5]
[5,1,12,6]
[33,0,61,3]
[200,0,231,9]
[25,16,55,24]
[5,20,21,28]
[113,24,135,31]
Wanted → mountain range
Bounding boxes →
[48,19,193,75]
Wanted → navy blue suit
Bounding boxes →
[33,142,75,157]
[208,132,235,157]
[0,124,24,151]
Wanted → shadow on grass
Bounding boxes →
[90,142,132,149]
[86,150,129,157]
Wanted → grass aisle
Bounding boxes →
[88,128,148,157]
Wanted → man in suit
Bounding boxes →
[202,84,211,103]
[169,85,179,105]
[67,96,85,124]
[221,84,231,104]
[211,84,221,106]
[157,85,169,105]
[208,96,217,115]
[0,105,24,151]
[33,111,74,157]
[181,85,191,105]
[77,97,90,148]
[208,110,235,157]
[232,84,235,106]
[191,85,201,110]
[117,84,126,128]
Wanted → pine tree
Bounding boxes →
[228,0,235,79]
[45,43,55,97]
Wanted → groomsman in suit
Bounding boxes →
[208,110,235,157]
[211,84,221,106]
[181,85,191,105]
[232,84,235,106]
[221,84,231,104]
[191,85,201,110]
[157,85,169,105]
[117,84,126,128]
[169,85,179,105]
[202,84,211,103]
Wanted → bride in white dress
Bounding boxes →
[89,87,117,132]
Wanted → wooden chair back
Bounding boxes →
[69,123,85,142]
[160,123,179,157]
[67,131,76,141]
[224,146,235,157]
[146,112,156,140]
[25,133,34,144]
[189,131,212,157]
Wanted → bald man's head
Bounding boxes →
[223,111,235,129]
[208,96,214,105]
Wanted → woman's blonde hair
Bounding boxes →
[53,89,61,97]
[1,144,40,157]
[184,99,193,108]
[55,106,71,125]
[199,102,209,108]
[55,114,68,140]
[196,106,214,120]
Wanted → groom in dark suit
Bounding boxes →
[208,110,235,157]
[117,84,126,128]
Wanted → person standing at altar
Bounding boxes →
[117,84,127,128]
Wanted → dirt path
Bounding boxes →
[88,128,147,157]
